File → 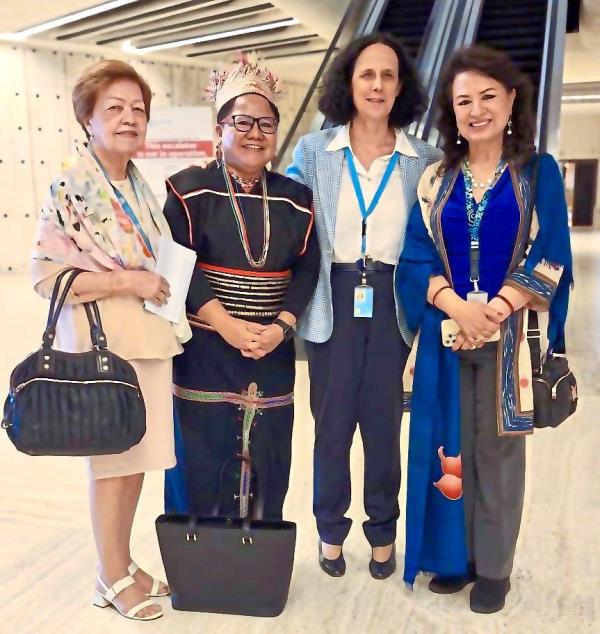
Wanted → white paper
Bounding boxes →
[144,235,196,323]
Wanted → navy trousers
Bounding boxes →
[305,268,409,547]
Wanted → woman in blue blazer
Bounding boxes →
[287,33,441,579]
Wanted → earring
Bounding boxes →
[456,131,462,145]
[507,115,513,136]
[215,141,222,167]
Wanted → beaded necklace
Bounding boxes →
[462,158,507,241]
[228,168,261,192]
[222,161,270,268]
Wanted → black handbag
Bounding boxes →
[2,269,146,456]
[522,156,578,429]
[156,457,296,617]
[527,310,578,428]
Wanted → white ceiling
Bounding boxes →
[3,1,600,87]
[0,0,348,84]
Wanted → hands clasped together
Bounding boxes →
[218,318,284,359]
[451,300,502,352]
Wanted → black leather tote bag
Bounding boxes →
[156,457,296,617]
[2,269,146,456]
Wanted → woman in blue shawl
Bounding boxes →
[397,46,573,614]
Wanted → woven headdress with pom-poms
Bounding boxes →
[206,53,283,115]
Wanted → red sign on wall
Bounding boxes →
[136,140,214,159]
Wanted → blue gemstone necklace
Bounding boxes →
[462,158,507,242]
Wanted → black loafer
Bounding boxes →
[369,544,396,580]
[429,562,476,594]
[318,540,346,577]
[470,576,511,614]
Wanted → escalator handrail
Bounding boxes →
[536,0,567,155]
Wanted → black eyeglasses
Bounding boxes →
[219,114,279,134]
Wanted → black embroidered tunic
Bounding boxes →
[163,161,319,519]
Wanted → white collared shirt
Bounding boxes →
[327,124,417,264]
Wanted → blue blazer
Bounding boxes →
[286,125,442,344]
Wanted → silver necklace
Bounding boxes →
[463,159,506,190]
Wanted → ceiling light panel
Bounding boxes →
[97,2,275,46]
[56,0,234,41]
[186,29,316,56]
[5,0,143,38]
[126,17,300,53]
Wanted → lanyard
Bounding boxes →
[90,149,155,258]
[344,147,399,262]
[463,159,505,289]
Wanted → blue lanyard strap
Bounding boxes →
[462,158,506,282]
[111,177,155,258]
[344,147,399,259]
[90,147,155,258]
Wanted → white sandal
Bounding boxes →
[93,574,163,621]
[128,561,170,597]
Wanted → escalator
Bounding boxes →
[475,0,549,111]
[377,0,437,61]
[274,0,567,167]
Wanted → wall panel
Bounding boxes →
[0,42,308,274]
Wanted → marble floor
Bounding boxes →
[0,232,598,634]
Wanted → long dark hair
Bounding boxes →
[437,45,536,170]
[318,33,427,127]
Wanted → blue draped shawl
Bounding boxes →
[396,153,573,586]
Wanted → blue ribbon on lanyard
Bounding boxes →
[344,147,399,261]
[111,178,155,258]
[90,148,155,257]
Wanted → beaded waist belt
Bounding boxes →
[198,263,291,320]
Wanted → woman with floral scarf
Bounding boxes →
[31,60,184,622]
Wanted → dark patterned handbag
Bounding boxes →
[2,269,146,455]
[527,311,578,429]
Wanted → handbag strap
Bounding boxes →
[43,269,84,348]
[46,268,79,329]
[83,301,108,350]
[522,155,546,371]
[42,269,108,351]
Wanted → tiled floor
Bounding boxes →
[0,232,598,634]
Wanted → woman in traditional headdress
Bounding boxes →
[163,56,319,520]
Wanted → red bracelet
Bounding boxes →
[496,293,515,315]
[432,285,451,307]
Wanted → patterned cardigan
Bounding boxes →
[286,125,442,344]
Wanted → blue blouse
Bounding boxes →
[441,169,520,299]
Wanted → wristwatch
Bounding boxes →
[273,318,294,341]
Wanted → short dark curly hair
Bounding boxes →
[318,33,427,127]
[436,45,536,170]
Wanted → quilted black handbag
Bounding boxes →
[2,269,146,456]
[156,457,296,617]
[527,310,578,429]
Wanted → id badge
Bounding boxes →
[467,290,488,304]
[354,284,374,318]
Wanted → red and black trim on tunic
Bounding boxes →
[164,161,319,323]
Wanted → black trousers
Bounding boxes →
[458,343,526,579]
[305,269,409,547]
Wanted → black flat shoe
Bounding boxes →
[470,576,511,614]
[318,540,346,577]
[369,544,396,580]
[429,562,476,594]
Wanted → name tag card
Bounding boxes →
[354,284,374,318]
